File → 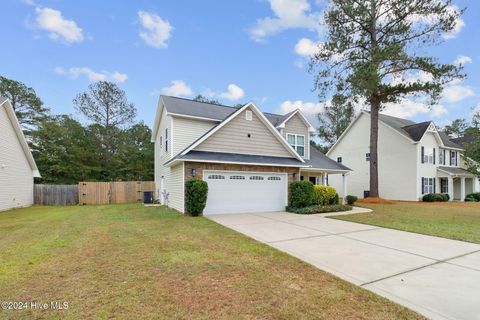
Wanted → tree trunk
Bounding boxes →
[369,97,380,197]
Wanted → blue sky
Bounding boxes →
[1,0,479,130]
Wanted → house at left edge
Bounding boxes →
[151,96,350,215]
[0,97,41,211]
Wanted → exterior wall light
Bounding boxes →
[191,168,196,177]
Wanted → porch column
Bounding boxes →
[448,176,453,201]
[460,177,466,201]
[322,173,327,186]
[342,173,348,204]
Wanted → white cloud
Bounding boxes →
[219,84,245,101]
[454,54,472,66]
[55,67,128,83]
[250,0,323,42]
[35,7,83,43]
[161,80,192,97]
[442,84,475,103]
[382,98,447,119]
[294,37,319,57]
[138,10,173,48]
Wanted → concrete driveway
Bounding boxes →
[207,210,480,320]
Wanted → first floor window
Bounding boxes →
[422,177,435,194]
[287,134,305,156]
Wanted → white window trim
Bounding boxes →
[423,177,435,194]
[423,147,434,164]
[287,133,305,157]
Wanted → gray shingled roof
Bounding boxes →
[372,112,463,149]
[305,147,351,171]
[438,131,463,149]
[162,95,290,127]
[450,134,476,147]
[167,151,308,167]
[438,166,475,177]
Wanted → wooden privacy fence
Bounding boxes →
[34,184,79,205]
[78,181,155,205]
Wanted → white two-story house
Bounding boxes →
[327,110,479,201]
[151,96,350,215]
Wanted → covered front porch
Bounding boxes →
[437,167,479,201]
[300,169,349,202]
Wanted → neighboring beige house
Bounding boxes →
[327,110,480,201]
[0,97,41,212]
[151,96,350,215]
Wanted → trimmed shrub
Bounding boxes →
[286,204,352,214]
[422,193,449,202]
[185,179,208,216]
[331,193,340,205]
[466,192,480,202]
[346,195,358,205]
[465,196,476,202]
[312,185,337,205]
[290,181,314,208]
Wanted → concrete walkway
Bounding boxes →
[207,210,480,320]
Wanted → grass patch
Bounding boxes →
[0,204,422,319]
[332,201,480,244]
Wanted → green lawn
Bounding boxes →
[0,204,422,319]
[333,202,480,243]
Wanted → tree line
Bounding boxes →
[0,76,153,184]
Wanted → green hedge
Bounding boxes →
[422,193,449,202]
[290,181,314,207]
[346,195,358,205]
[286,204,352,214]
[465,192,480,202]
[185,179,208,216]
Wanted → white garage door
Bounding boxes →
[203,170,287,215]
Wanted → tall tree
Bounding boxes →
[444,118,469,138]
[73,81,136,160]
[0,76,49,133]
[317,95,355,148]
[310,0,463,197]
[193,94,221,105]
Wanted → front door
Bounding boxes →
[309,176,316,184]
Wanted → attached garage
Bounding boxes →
[203,170,288,215]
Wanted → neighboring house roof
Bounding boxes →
[0,98,41,177]
[438,166,476,177]
[166,150,308,167]
[161,95,238,121]
[450,134,477,147]
[305,148,351,171]
[329,111,463,155]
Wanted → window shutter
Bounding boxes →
[433,148,436,164]
[449,151,452,166]
[433,178,436,193]
[421,147,425,163]
[455,152,458,166]
[421,177,424,194]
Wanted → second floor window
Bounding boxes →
[366,153,370,161]
[422,147,435,164]
[450,151,457,166]
[337,157,342,163]
[439,149,445,165]
[287,134,305,157]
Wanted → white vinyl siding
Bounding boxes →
[283,114,310,159]
[195,107,292,157]
[328,113,418,200]
[154,108,173,203]
[169,163,184,212]
[172,117,216,155]
[0,106,34,211]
